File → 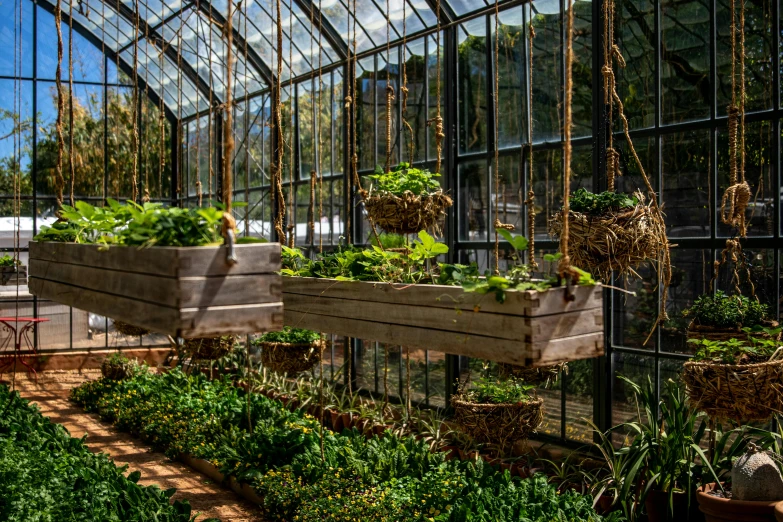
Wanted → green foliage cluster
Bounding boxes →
[569,188,639,216]
[682,291,769,329]
[688,328,782,364]
[254,327,321,345]
[368,163,442,196]
[33,199,263,248]
[0,386,197,521]
[71,369,619,522]
[0,255,20,267]
[460,377,535,404]
[589,376,781,521]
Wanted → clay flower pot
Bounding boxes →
[774,501,783,522]
[329,410,342,431]
[440,445,459,461]
[696,483,777,522]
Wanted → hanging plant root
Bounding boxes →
[259,340,325,375]
[183,336,238,361]
[362,190,453,235]
[113,321,151,337]
[450,395,544,449]
[549,193,666,281]
[686,320,781,343]
[496,363,565,386]
[682,358,783,422]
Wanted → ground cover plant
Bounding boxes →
[71,368,622,522]
[0,385,198,522]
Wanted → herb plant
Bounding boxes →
[688,329,782,364]
[254,327,321,345]
[460,377,535,404]
[0,255,20,267]
[569,188,639,215]
[368,163,442,196]
[682,291,769,329]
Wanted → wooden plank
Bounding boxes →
[179,302,283,337]
[31,259,282,309]
[284,310,604,366]
[29,242,281,278]
[284,293,602,343]
[283,277,602,317]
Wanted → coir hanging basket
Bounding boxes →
[686,320,781,344]
[450,395,544,449]
[496,363,565,386]
[549,193,664,281]
[101,357,137,381]
[260,339,325,375]
[183,336,238,361]
[362,190,453,235]
[682,357,783,422]
[113,320,150,337]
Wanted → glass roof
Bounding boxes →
[37,0,512,120]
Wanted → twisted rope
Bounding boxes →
[54,0,65,207]
[526,19,537,270]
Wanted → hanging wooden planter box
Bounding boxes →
[28,241,283,337]
[0,265,26,286]
[283,277,605,366]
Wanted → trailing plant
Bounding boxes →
[569,188,639,216]
[0,385,198,522]
[688,329,782,364]
[682,290,769,329]
[253,326,321,345]
[368,163,442,196]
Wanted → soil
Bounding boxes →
[4,371,264,522]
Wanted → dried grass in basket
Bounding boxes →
[496,363,565,386]
[548,192,665,281]
[686,320,781,343]
[362,190,453,235]
[101,357,136,381]
[450,395,544,449]
[183,336,238,361]
[113,320,150,337]
[260,339,325,375]
[682,356,783,422]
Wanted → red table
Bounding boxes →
[0,317,50,380]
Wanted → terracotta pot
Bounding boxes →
[440,445,459,461]
[774,501,783,522]
[329,410,342,431]
[645,487,703,522]
[595,494,614,515]
[696,483,777,522]
[340,413,354,430]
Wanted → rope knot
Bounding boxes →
[344,95,353,108]
[494,219,515,231]
[611,44,626,68]
[221,212,237,238]
[720,180,751,233]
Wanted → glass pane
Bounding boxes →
[403,37,427,164]
[0,0,33,78]
[458,17,487,155]
[572,0,592,138]
[531,0,562,142]
[662,248,711,354]
[356,56,376,171]
[662,130,711,237]
[612,352,654,428]
[38,4,106,83]
[0,80,33,198]
[618,0,655,129]
[565,359,593,443]
[427,33,445,163]
[490,154,523,236]
[496,7,525,149]
[458,159,488,242]
[660,0,710,124]
[377,52,400,169]
[532,148,562,240]
[612,267,658,350]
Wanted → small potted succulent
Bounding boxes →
[682,332,783,422]
[450,376,543,452]
[253,327,324,376]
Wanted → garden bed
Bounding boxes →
[283,277,604,366]
[29,241,283,337]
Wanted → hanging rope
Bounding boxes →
[492,0,502,274]
[317,0,324,252]
[176,3,183,199]
[427,0,444,174]
[158,4,165,202]
[222,0,237,237]
[54,0,65,208]
[131,0,140,202]
[720,0,750,237]
[195,0,203,207]
[400,1,414,165]
[384,0,394,174]
[273,0,286,242]
[558,0,575,281]
[68,0,75,206]
[142,17,151,203]
[526,13,537,270]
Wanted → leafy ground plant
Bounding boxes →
[0,385,200,522]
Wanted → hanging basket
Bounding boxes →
[548,194,665,281]
[450,395,544,448]
[183,336,238,361]
[686,320,781,343]
[496,363,565,386]
[362,190,453,235]
[113,320,151,337]
[101,356,137,381]
[682,357,783,422]
[260,339,325,375]
[0,265,26,286]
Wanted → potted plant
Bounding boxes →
[450,376,544,452]
[253,327,325,376]
[0,254,26,285]
[101,352,142,381]
[361,163,453,235]
[113,320,150,337]
[683,291,778,342]
[183,335,238,361]
[683,333,783,422]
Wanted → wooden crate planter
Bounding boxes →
[283,278,604,366]
[28,241,283,337]
[0,265,26,286]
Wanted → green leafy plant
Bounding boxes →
[368,163,442,196]
[569,188,639,215]
[682,291,769,329]
[0,255,20,267]
[688,329,782,364]
[460,376,535,404]
[254,327,321,345]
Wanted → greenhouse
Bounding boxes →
[1,0,782,520]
